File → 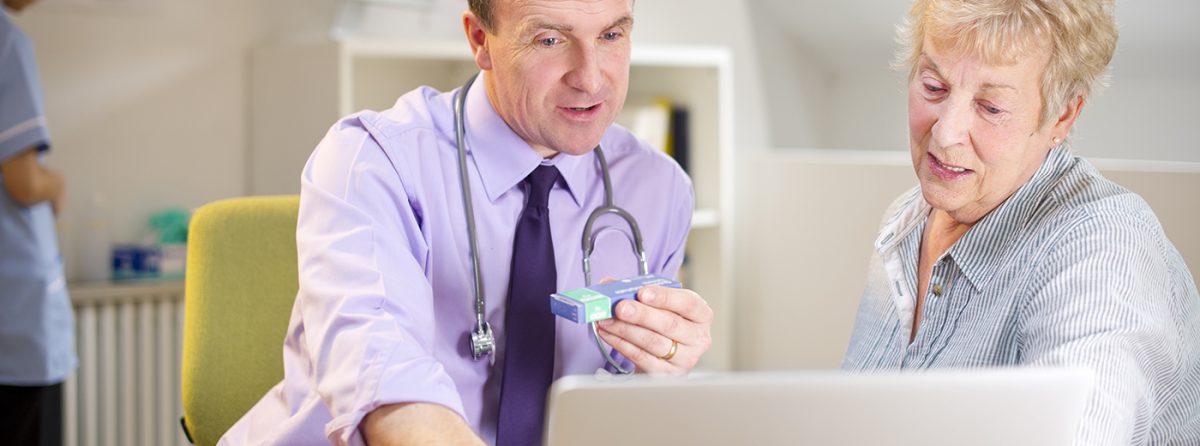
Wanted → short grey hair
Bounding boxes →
[896,0,1119,128]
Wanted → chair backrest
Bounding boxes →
[181,196,300,446]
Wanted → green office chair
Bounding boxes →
[181,196,300,446]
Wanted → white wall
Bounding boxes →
[733,151,916,369]
[747,4,1200,163]
[826,68,908,151]
[746,3,832,149]
[15,0,344,280]
[1072,69,1200,162]
[14,0,268,279]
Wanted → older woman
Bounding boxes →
[842,0,1200,444]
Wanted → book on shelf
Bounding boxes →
[617,97,691,173]
[668,105,690,174]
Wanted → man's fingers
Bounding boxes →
[598,318,677,359]
[613,300,705,346]
[637,286,714,324]
[598,317,703,371]
[592,285,713,374]
[596,325,683,375]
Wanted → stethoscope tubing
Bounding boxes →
[455,74,494,362]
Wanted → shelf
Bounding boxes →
[341,39,469,60]
[691,208,720,229]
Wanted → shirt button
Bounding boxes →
[932,283,943,296]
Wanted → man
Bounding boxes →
[0,1,75,445]
[222,0,713,444]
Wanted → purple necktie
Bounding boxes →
[496,165,559,446]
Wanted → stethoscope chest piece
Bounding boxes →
[470,321,496,362]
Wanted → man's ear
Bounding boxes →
[463,11,493,71]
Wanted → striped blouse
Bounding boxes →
[842,147,1200,445]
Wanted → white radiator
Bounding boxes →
[66,281,188,446]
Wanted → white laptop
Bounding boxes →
[544,368,1093,446]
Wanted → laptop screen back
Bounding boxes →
[544,368,1092,446]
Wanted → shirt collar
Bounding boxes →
[875,147,1077,291]
[462,72,587,207]
[947,147,1077,290]
[875,188,930,256]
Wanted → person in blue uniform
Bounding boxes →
[0,1,76,445]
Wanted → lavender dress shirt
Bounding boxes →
[221,73,693,445]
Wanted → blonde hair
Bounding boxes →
[896,0,1118,128]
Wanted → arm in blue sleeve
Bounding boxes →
[0,23,50,159]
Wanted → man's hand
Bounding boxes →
[595,285,714,374]
[361,402,486,446]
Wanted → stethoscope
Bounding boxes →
[455,73,646,375]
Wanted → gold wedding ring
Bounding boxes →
[659,339,678,361]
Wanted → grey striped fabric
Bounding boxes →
[842,147,1200,445]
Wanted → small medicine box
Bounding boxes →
[550,274,681,324]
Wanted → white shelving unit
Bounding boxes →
[250,38,736,370]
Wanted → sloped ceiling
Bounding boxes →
[752,0,1200,77]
